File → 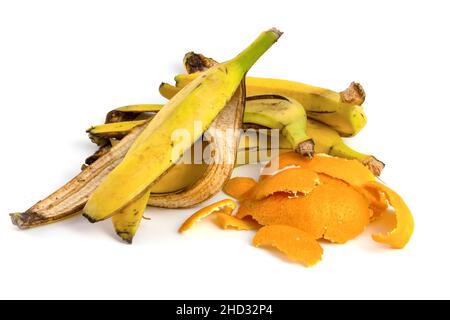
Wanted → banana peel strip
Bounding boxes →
[10,125,147,229]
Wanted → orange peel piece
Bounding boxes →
[253,225,323,266]
[354,185,389,211]
[238,174,371,243]
[179,199,237,233]
[223,177,257,200]
[261,152,375,187]
[364,181,414,249]
[260,152,307,180]
[215,212,260,230]
[248,167,319,200]
[354,185,389,220]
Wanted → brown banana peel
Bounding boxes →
[10,125,146,229]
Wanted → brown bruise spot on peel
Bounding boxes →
[362,156,385,176]
[183,52,218,74]
[296,140,315,158]
[340,82,366,105]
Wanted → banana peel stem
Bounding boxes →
[362,156,385,177]
[296,140,315,158]
[339,82,366,105]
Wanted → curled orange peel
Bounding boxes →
[261,152,375,187]
[364,181,414,249]
[223,177,257,200]
[215,212,260,230]
[248,167,319,200]
[179,199,237,233]
[253,225,323,267]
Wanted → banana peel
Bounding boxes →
[14,74,249,229]
[9,23,272,228]
[10,81,246,229]
[245,95,313,157]
[10,124,147,229]
[148,81,246,208]
[177,52,367,137]
[88,108,383,176]
[83,29,281,222]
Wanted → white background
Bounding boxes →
[0,0,449,299]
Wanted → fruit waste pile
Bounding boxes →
[9,28,413,266]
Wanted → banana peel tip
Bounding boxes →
[10,211,44,229]
[82,213,98,224]
[363,156,385,176]
[116,232,133,244]
[340,82,366,105]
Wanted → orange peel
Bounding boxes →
[179,199,237,233]
[248,167,319,200]
[364,181,414,249]
[238,174,371,243]
[354,185,389,211]
[215,212,260,230]
[253,225,323,266]
[223,177,257,200]
[261,152,375,187]
[260,152,308,180]
[354,185,389,220]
